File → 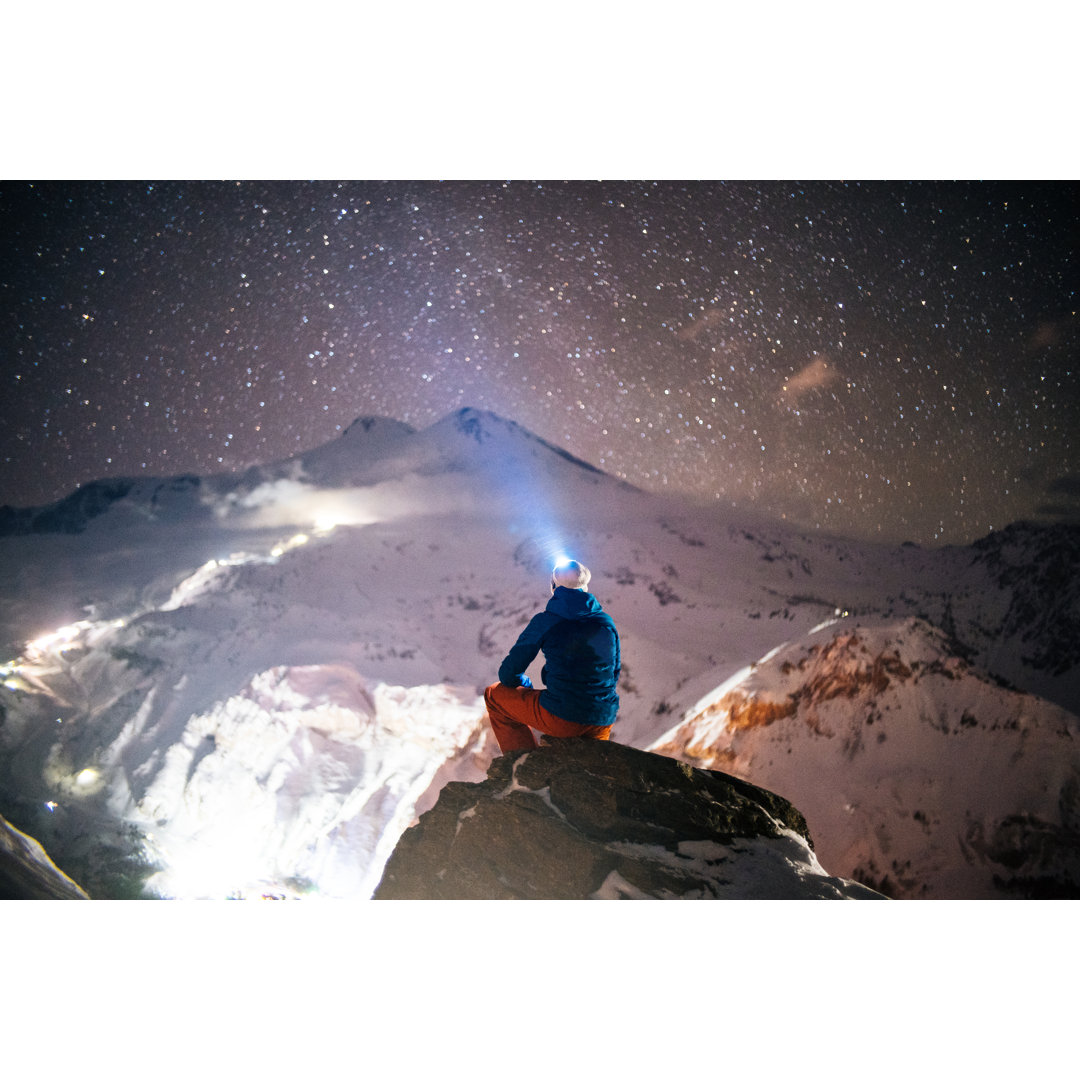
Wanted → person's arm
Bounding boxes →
[497,614,548,688]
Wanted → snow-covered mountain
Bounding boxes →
[1,407,1077,898]
[649,618,1080,898]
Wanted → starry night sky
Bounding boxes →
[1,179,1076,545]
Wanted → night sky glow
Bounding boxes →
[3,180,1075,546]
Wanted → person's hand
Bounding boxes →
[520,675,533,689]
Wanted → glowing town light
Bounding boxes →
[313,515,342,535]
[26,620,93,657]
[271,533,310,558]
[23,616,129,658]
[161,560,227,611]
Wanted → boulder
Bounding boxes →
[0,813,91,899]
[373,738,883,900]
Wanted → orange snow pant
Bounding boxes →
[484,682,613,753]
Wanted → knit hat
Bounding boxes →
[552,559,591,591]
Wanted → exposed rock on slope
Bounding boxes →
[373,738,883,900]
[1,813,90,899]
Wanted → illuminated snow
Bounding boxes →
[114,670,495,899]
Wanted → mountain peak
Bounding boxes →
[422,407,610,481]
[431,407,521,444]
[339,415,417,441]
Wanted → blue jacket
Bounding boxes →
[498,586,620,726]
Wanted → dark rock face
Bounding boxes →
[967,522,1080,679]
[0,475,214,536]
[373,739,883,900]
[0,813,90,899]
[12,478,136,535]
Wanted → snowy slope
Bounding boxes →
[649,617,1080,898]
[1,408,1078,898]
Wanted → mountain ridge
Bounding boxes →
[0,407,629,537]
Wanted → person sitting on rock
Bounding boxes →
[484,559,620,752]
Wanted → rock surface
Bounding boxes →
[1,813,90,899]
[373,738,883,900]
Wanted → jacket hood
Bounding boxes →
[546,586,604,620]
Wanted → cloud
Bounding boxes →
[1034,473,1080,524]
[1046,475,1080,498]
[216,474,476,530]
[780,357,839,406]
[1026,317,1074,351]
[677,308,729,342]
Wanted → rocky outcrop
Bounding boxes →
[373,738,884,900]
[0,813,90,899]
